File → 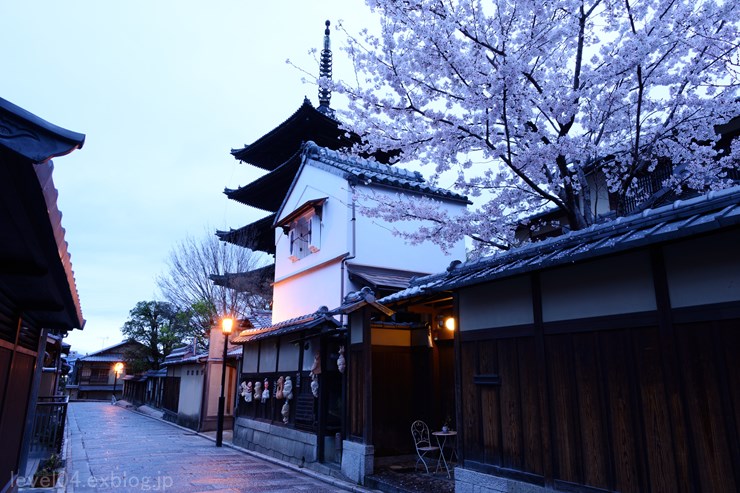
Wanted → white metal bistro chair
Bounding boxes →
[411,420,440,474]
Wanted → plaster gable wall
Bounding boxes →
[353,184,467,273]
[273,165,351,281]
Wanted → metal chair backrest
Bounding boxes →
[411,420,432,448]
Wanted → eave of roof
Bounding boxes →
[382,186,740,304]
[225,153,302,211]
[216,213,276,254]
[231,98,353,171]
[210,264,275,292]
[346,263,428,291]
[77,354,125,362]
[231,309,340,344]
[0,97,85,163]
[302,141,469,204]
[0,98,86,332]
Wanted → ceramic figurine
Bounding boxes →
[281,401,290,424]
[244,381,253,402]
[261,378,270,402]
[337,346,346,374]
[254,380,262,402]
[283,376,293,400]
[276,376,284,400]
[311,373,319,398]
[311,352,321,375]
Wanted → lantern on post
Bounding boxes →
[216,317,234,447]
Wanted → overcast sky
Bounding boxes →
[1,1,376,354]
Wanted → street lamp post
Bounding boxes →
[112,362,124,403]
[216,317,234,447]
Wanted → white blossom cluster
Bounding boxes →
[337,0,740,255]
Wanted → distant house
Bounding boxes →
[69,340,145,400]
[374,186,740,493]
[0,96,85,491]
[120,368,167,409]
[160,326,245,432]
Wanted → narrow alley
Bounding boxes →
[62,402,370,493]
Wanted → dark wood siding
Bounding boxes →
[459,315,740,492]
[349,345,364,439]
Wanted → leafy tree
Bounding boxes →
[156,230,272,335]
[338,0,740,255]
[121,301,194,370]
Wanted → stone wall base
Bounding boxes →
[233,417,317,467]
[341,440,374,485]
[455,468,545,493]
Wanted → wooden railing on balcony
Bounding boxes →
[30,396,69,455]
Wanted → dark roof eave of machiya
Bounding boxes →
[381,186,740,304]
[0,97,86,331]
[231,98,354,171]
[231,308,340,344]
[0,97,85,163]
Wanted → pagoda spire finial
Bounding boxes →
[317,20,333,116]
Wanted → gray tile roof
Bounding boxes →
[381,186,740,303]
[231,307,340,344]
[303,141,470,204]
[77,354,124,363]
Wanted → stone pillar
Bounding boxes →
[340,440,374,485]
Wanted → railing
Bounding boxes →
[30,395,69,455]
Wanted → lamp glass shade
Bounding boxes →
[222,317,234,334]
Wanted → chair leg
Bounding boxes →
[416,454,429,474]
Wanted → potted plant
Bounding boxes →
[32,452,63,488]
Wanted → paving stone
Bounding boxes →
[65,402,374,493]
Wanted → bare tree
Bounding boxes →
[157,229,273,335]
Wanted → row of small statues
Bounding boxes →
[240,376,294,404]
[238,347,346,424]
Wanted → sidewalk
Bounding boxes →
[64,401,377,492]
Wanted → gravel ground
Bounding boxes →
[366,461,454,493]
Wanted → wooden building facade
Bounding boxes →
[381,187,740,492]
[0,97,85,493]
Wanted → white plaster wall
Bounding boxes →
[540,251,656,322]
[354,184,467,273]
[459,277,534,331]
[271,158,467,323]
[272,261,343,322]
[664,229,740,308]
[273,165,352,281]
[178,364,203,417]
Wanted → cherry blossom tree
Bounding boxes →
[338,0,740,255]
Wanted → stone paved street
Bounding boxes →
[64,402,371,493]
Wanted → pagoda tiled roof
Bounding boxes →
[231,98,354,171]
[216,214,276,254]
[224,152,302,212]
